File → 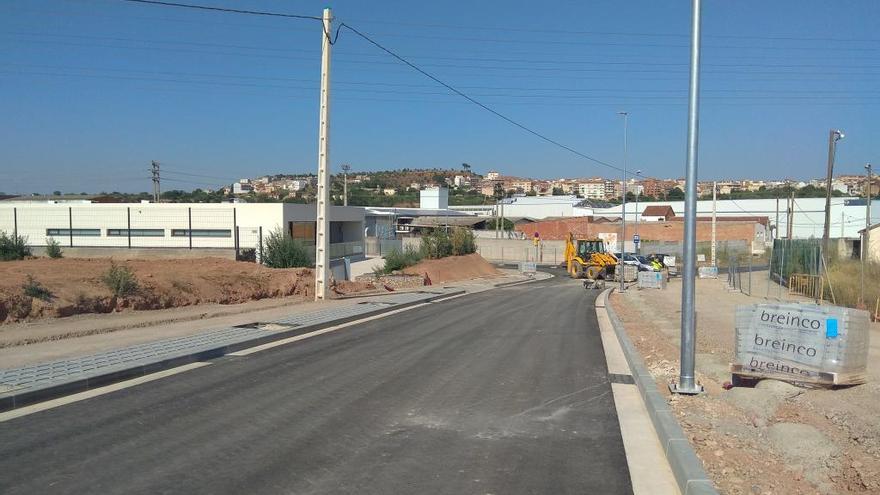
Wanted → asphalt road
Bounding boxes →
[0,272,632,494]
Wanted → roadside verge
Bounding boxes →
[598,288,718,495]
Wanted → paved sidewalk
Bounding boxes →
[0,289,457,411]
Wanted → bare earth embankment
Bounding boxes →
[611,274,880,495]
[0,257,319,324]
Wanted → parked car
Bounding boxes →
[614,253,656,272]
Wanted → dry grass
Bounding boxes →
[824,259,880,312]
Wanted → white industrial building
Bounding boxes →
[0,202,365,259]
[450,196,607,219]
[597,197,878,240]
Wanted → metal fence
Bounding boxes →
[768,238,822,286]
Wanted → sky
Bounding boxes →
[1,0,879,194]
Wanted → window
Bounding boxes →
[46,228,100,237]
[107,229,164,237]
[171,229,231,238]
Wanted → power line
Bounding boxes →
[119,0,322,21]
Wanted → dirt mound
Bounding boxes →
[402,253,500,284]
[0,257,317,324]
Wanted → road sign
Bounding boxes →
[633,234,640,245]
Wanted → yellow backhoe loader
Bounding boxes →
[564,233,618,280]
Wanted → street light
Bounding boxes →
[341,163,351,207]
[823,129,844,255]
[862,163,873,306]
[618,111,628,294]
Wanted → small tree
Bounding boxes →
[0,231,31,261]
[102,262,139,297]
[45,237,63,258]
[420,230,453,259]
[379,245,422,274]
[262,228,311,268]
[450,227,476,256]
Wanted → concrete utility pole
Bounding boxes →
[775,194,780,242]
[787,189,795,239]
[673,0,703,395]
[863,163,873,305]
[711,180,717,267]
[823,129,844,254]
[151,160,161,202]
[635,170,642,253]
[341,163,350,207]
[618,111,628,294]
[315,7,333,302]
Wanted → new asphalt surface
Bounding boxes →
[0,272,632,494]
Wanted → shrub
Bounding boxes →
[0,231,31,261]
[378,245,422,274]
[262,228,311,268]
[45,237,63,258]
[450,227,476,256]
[22,274,53,301]
[420,230,453,260]
[102,262,139,297]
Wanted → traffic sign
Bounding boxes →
[633,234,640,245]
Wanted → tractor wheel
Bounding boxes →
[585,265,602,280]
[571,260,584,279]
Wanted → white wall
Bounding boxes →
[0,203,365,249]
[597,197,877,240]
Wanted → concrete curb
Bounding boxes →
[597,288,718,495]
[0,290,463,412]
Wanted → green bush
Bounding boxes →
[0,231,31,261]
[420,230,453,259]
[45,237,63,259]
[262,228,311,268]
[450,227,476,256]
[378,245,423,274]
[102,262,139,297]
[22,274,53,301]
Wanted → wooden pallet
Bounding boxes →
[730,364,866,387]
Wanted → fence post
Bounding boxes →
[777,240,787,300]
[126,207,131,249]
[766,241,774,298]
[233,207,239,259]
[258,226,263,264]
[187,207,193,250]
[68,206,73,247]
[748,254,752,296]
[13,207,17,238]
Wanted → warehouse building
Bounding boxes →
[0,202,365,260]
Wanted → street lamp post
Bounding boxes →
[672,0,704,395]
[618,111,628,294]
[823,129,845,256]
[862,163,873,306]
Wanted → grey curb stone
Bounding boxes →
[0,290,464,412]
[598,288,718,495]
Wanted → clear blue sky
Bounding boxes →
[1,0,878,194]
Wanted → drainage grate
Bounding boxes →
[234,322,301,331]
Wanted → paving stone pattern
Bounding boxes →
[0,291,445,401]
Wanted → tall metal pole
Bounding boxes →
[863,163,873,306]
[673,0,703,395]
[711,180,717,267]
[315,8,333,302]
[618,111,628,294]
[823,130,843,255]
